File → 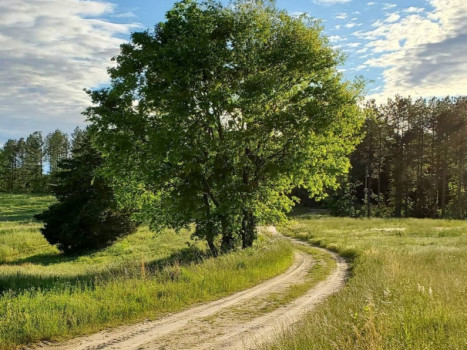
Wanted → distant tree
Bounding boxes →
[1,139,19,191]
[45,130,69,173]
[86,0,364,254]
[15,138,27,191]
[24,131,46,192]
[35,132,138,253]
[70,127,86,152]
[333,95,467,219]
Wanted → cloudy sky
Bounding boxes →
[1,0,466,144]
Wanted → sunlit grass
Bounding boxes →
[265,215,467,350]
[0,194,295,349]
[0,193,55,222]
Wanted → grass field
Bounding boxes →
[266,214,467,350]
[4,194,465,350]
[0,194,294,350]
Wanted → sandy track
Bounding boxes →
[29,229,348,350]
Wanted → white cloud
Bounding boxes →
[336,12,348,19]
[367,2,376,5]
[360,0,467,101]
[371,19,384,27]
[346,42,361,48]
[345,22,362,28]
[291,11,310,18]
[329,35,346,42]
[0,0,138,140]
[383,3,397,10]
[404,7,424,13]
[111,11,137,18]
[385,13,401,23]
[313,0,351,5]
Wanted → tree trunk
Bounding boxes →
[220,216,234,253]
[441,155,447,218]
[240,209,256,249]
[207,238,218,257]
[203,193,218,256]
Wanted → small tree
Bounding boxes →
[86,0,363,254]
[35,132,137,254]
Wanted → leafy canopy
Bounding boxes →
[86,0,364,253]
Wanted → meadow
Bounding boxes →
[2,194,466,350]
[266,215,467,350]
[0,194,294,349]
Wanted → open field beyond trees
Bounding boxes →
[266,215,467,350]
[0,194,294,349]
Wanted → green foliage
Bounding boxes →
[86,0,364,253]
[266,216,467,350]
[326,176,362,217]
[34,133,137,253]
[45,129,69,174]
[335,96,467,219]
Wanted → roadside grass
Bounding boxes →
[202,244,336,324]
[264,215,467,350]
[0,194,295,349]
[259,244,335,313]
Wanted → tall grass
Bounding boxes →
[0,193,55,222]
[0,194,56,262]
[0,194,294,349]
[0,236,293,349]
[265,216,467,350]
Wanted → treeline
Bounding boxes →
[0,128,85,193]
[330,95,467,219]
[3,96,467,221]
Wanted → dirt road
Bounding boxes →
[30,229,348,350]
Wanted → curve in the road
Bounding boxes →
[27,229,348,350]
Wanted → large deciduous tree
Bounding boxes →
[85,0,364,254]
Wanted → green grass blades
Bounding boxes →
[0,194,294,349]
[0,194,56,263]
[265,216,467,350]
[0,194,55,222]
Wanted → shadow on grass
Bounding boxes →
[0,211,42,222]
[3,252,85,266]
[0,245,210,294]
[0,194,55,223]
[288,206,330,218]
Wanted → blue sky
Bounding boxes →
[1,0,466,145]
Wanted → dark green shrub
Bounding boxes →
[35,132,137,253]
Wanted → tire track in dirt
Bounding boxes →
[28,228,348,350]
